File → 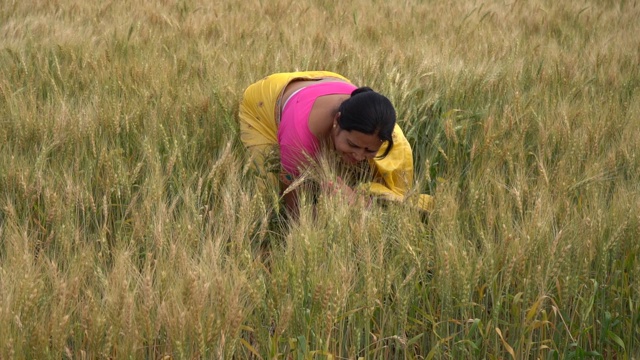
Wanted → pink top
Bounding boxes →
[277,81,357,175]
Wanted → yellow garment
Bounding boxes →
[238,71,433,211]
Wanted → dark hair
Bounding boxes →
[337,87,396,158]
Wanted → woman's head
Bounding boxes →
[332,87,396,164]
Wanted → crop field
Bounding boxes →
[1,0,639,358]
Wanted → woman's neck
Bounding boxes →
[310,95,348,140]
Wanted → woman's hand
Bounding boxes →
[322,176,362,205]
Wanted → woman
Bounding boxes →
[238,71,432,212]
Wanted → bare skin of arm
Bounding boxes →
[282,186,299,218]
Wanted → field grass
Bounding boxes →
[1,0,639,358]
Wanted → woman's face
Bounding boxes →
[332,123,383,164]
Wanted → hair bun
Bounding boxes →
[351,87,374,96]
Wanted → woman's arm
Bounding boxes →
[282,187,299,218]
[280,172,300,218]
[281,174,367,219]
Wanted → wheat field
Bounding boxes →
[1,0,639,358]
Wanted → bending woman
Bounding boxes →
[238,71,432,212]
